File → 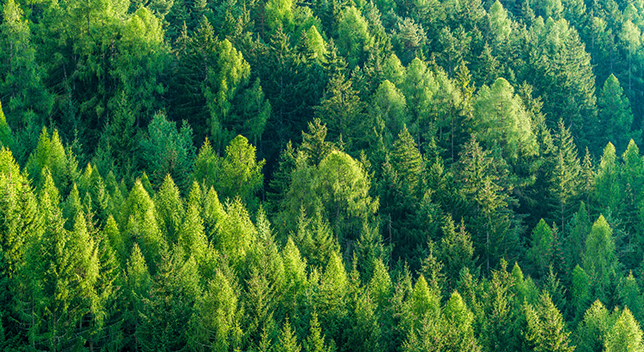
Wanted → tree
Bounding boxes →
[336,7,374,69]
[575,300,611,352]
[189,270,243,351]
[566,202,591,270]
[367,80,409,149]
[138,250,202,351]
[455,136,515,271]
[442,291,480,351]
[523,293,574,352]
[277,318,302,352]
[140,112,196,192]
[314,74,365,151]
[172,19,270,151]
[316,251,349,343]
[119,179,167,274]
[598,74,638,152]
[437,216,475,291]
[488,1,513,54]
[525,17,597,150]
[618,272,644,324]
[472,77,537,161]
[0,0,52,162]
[215,135,265,207]
[583,215,619,301]
[153,175,185,245]
[605,308,644,352]
[0,103,12,150]
[527,219,554,279]
[305,312,332,352]
[391,126,424,196]
[571,265,592,323]
[25,128,79,196]
[547,120,581,233]
[595,143,621,216]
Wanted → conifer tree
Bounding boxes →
[605,307,644,352]
[139,250,201,351]
[154,175,185,245]
[548,120,581,233]
[598,74,638,152]
[571,265,592,323]
[0,104,12,150]
[583,215,619,301]
[456,136,514,271]
[314,74,365,151]
[575,300,611,352]
[566,202,591,269]
[618,272,644,323]
[472,77,537,161]
[120,179,167,274]
[442,291,480,351]
[0,0,52,162]
[527,219,554,279]
[140,112,196,191]
[216,135,265,207]
[122,244,152,351]
[190,270,243,351]
[523,292,574,352]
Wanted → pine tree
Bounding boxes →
[456,136,514,271]
[140,112,196,192]
[189,270,243,351]
[583,215,619,302]
[442,291,480,351]
[598,74,638,152]
[119,179,168,274]
[300,118,336,167]
[605,307,644,352]
[618,272,644,323]
[438,216,475,291]
[523,292,574,352]
[565,202,591,270]
[122,244,152,351]
[153,175,185,245]
[548,120,581,234]
[277,318,302,352]
[472,77,538,161]
[0,0,52,162]
[314,73,365,151]
[138,250,202,351]
[25,127,80,196]
[527,219,554,279]
[391,126,423,196]
[0,103,12,150]
[571,265,592,323]
[575,300,611,352]
[216,135,265,208]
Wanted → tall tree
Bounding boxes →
[598,74,638,152]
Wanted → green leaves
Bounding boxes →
[472,77,537,161]
[140,112,196,191]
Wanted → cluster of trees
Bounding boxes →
[4,0,644,349]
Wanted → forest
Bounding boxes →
[2,0,644,349]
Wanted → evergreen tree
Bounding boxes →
[140,112,196,192]
[442,291,480,351]
[598,74,638,152]
[523,292,574,352]
[605,307,644,352]
[583,215,619,302]
[472,77,537,161]
[153,175,185,245]
[547,120,581,233]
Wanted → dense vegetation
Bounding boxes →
[3,0,644,349]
